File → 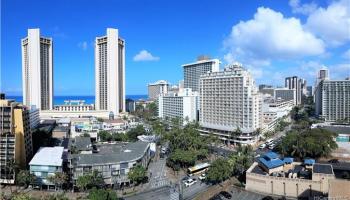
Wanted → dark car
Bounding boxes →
[219,191,232,199]
[209,194,222,200]
[328,159,339,163]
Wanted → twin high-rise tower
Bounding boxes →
[22,29,53,110]
[21,28,125,115]
[95,28,125,115]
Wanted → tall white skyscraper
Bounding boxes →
[95,28,125,116]
[199,63,262,145]
[22,29,53,110]
[182,58,220,92]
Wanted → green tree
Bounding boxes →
[16,170,36,188]
[76,170,104,191]
[229,145,254,175]
[97,118,104,122]
[167,149,197,168]
[276,128,338,159]
[206,158,232,184]
[128,165,147,186]
[87,188,118,200]
[98,130,112,142]
[82,133,91,137]
[12,194,34,200]
[127,125,146,141]
[47,172,68,190]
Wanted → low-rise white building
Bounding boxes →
[158,88,199,124]
[29,147,64,189]
[262,98,294,133]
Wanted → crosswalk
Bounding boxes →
[149,177,170,189]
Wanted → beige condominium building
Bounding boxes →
[148,80,169,100]
[95,28,125,117]
[0,98,33,184]
[22,28,53,110]
[199,63,262,145]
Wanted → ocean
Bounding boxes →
[7,95,148,105]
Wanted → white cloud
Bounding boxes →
[78,41,88,50]
[133,50,160,61]
[289,0,317,15]
[305,0,350,47]
[342,49,350,59]
[329,63,350,79]
[223,7,325,67]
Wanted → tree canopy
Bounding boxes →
[76,170,104,191]
[206,158,232,183]
[276,128,338,159]
[87,188,118,200]
[128,165,147,185]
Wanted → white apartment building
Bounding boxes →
[95,28,125,117]
[262,98,294,133]
[182,58,220,92]
[274,88,296,105]
[158,88,199,124]
[22,29,53,110]
[315,79,350,122]
[199,63,262,145]
[148,80,169,100]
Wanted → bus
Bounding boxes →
[187,163,210,176]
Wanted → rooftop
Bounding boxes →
[29,147,64,166]
[70,137,92,151]
[71,141,150,166]
[319,125,350,135]
[57,118,71,124]
[313,163,334,174]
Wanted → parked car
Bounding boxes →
[259,144,266,149]
[182,176,190,183]
[184,178,197,187]
[199,173,206,180]
[219,191,232,199]
[268,144,276,150]
[209,194,222,200]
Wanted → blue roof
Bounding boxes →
[282,157,294,164]
[258,157,284,169]
[304,159,315,165]
[264,152,279,160]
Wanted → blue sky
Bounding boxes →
[1,0,349,95]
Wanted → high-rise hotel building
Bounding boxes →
[183,58,220,92]
[22,29,53,110]
[95,28,125,116]
[315,79,350,122]
[0,97,33,184]
[199,63,262,145]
